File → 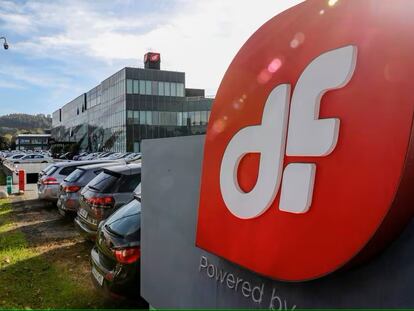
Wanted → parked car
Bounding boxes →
[4,153,25,163]
[73,152,88,161]
[75,163,141,239]
[10,154,53,164]
[90,196,143,300]
[79,152,100,161]
[97,152,115,159]
[57,161,124,216]
[0,151,13,162]
[107,152,131,160]
[59,152,75,160]
[37,160,116,202]
[125,153,141,162]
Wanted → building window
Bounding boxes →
[134,111,140,124]
[145,80,152,95]
[152,81,158,95]
[152,111,159,125]
[127,79,133,94]
[140,110,146,124]
[146,111,153,125]
[127,110,134,124]
[190,111,195,125]
[183,112,188,126]
[158,82,164,96]
[134,142,140,152]
[140,80,145,94]
[170,83,177,97]
[201,111,208,125]
[177,83,184,97]
[177,112,183,126]
[164,82,170,96]
[133,80,139,94]
[195,111,201,125]
[127,79,185,97]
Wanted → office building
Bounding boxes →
[52,53,213,152]
[15,134,51,151]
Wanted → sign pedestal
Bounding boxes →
[141,135,414,309]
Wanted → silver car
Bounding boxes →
[4,153,25,163]
[37,160,117,202]
[10,154,53,164]
[57,161,124,215]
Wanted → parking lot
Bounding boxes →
[0,167,145,309]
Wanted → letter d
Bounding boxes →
[220,85,290,219]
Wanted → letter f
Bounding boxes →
[220,46,357,219]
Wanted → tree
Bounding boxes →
[0,136,10,150]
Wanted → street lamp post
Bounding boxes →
[0,37,9,50]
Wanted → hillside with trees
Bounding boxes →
[0,113,52,149]
[0,113,51,130]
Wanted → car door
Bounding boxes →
[19,155,31,163]
[34,155,45,163]
[28,155,36,163]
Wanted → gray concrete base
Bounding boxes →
[141,135,414,309]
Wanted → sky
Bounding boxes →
[0,0,303,116]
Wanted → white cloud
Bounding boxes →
[0,12,33,34]
[1,0,304,101]
[114,0,306,95]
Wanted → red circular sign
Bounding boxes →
[196,0,414,281]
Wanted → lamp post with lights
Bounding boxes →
[0,37,9,50]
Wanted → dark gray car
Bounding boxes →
[75,163,141,240]
[57,161,125,216]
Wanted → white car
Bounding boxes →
[5,154,26,162]
[10,154,53,164]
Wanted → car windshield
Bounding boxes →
[105,199,141,237]
[88,171,120,193]
[64,168,85,182]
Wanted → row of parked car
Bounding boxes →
[1,150,142,163]
[0,150,53,164]
[37,157,143,301]
[57,151,142,162]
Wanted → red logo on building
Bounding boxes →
[150,53,160,62]
[196,0,414,281]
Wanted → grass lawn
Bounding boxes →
[0,199,106,309]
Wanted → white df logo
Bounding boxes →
[220,46,357,219]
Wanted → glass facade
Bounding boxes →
[52,70,126,152]
[52,67,213,152]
